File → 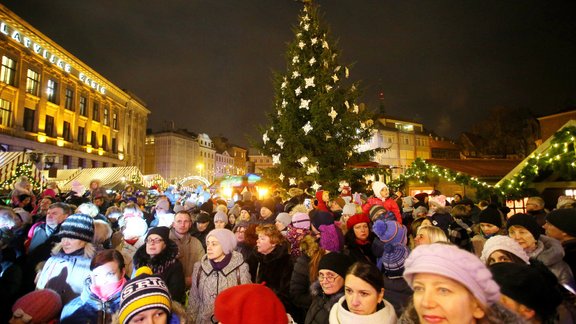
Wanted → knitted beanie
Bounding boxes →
[214,211,228,224]
[311,211,334,230]
[342,203,357,216]
[373,219,408,245]
[506,213,542,240]
[291,212,310,229]
[546,208,576,237]
[371,181,388,199]
[490,262,563,320]
[369,205,386,220]
[261,199,276,213]
[381,243,409,277]
[207,228,237,254]
[478,207,502,227]
[214,284,288,324]
[404,243,501,306]
[58,213,94,242]
[118,267,172,324]
[402,196,414,212]
[346,213,370,229]
[429,213,453,234]
[146,226,170,243]
[196,212,211,224]
[414,192,428,202]
[318,252,354,278]
[12,289,62,324]
[480,235,530,264]
[276,212,292,228]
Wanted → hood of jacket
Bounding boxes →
[133,238,179,270]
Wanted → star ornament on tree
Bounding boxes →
[311,181,321,191]
[292,71,300,79]
[332,74,339,82]
[272,154,281,165]
[303,121,313,135]
[295,87,302,96]
[279,173,285,182]
[352,104,359,114]
[299,99,311,110]
[304,76,315,88]
[292,56,299,64]
[328,107,338,122]
[298,41,306,49]
[298,156,309,165]
[289,178,297,186]
[276,136,285,149]
[306,163,319,175]
[263,131,269,144]
[309,57,316,66]
[311,37,318,44]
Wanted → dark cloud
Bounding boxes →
[3,0,575,146]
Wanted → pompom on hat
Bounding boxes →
[119,267,171,324]
[214,284,288,324]
[12,289,62,324]
[58,213,94,242]
[373,219,407,245]
[480,235,530,264]
[404,243,501,306]
[207,228,237,254]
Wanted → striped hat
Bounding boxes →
[118,267,172,324]
[58,213,94,242]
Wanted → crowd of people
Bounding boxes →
[1,175,576,323]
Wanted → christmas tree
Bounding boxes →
[259,1,375,192]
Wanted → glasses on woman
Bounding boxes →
[146,238,164,244]
[318,273,339,283]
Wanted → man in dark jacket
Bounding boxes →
[544,208,576,276]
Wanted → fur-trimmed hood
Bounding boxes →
[133,238,180,273]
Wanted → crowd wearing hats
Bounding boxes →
[4,174,576,324]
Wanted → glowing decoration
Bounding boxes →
[276,136,285,149]
[281,81,287,89]
[281,99,287,108]
[303,24,309,31]
[289,178,297,186]
[306,163,318,175]
[86,145,93,153]
[304,76,315,88]
[295,87,302,96]
[309,57,316,66]
[345,67,349,78]
[344,101,350,109]
[98,148,104,156]
[299,99,310,110]
[328,107,338,122]
[352,104,359,114]
[56,137,64,147]
[332,74,339,82]
[279,173,285,181]
[37,132,46,143]
[272,154,281,165]
[292,56,299,64]
[262,131,269,144]
[325,85,332,91]
[299,40,306,49]
[303,121,313,135]
[323,40,329,49]
[311,181,321,191]
[292,71,300,78]
[118,152,124,161]
[311,37,318,44]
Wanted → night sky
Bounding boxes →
[2,0,575,147]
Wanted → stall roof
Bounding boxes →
[427,159,520,178]
[47,166,144,191]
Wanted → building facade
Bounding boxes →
[0,5,149,170]
[197,133,216,183]
[215,150,234,178]
[144,130,199,182]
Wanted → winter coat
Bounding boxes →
[344,232,377,265]
[169,228,205,281]
[563,238,576,277]
[187,251,251,324]
[305,280,344,324]
[247,242,295,314]
[329,296,397,324]
[362,197,402,224]
[530,235,575,289]
[290,254,312,310]
[383,276,412,316]
[60,277,123,324]
[398,300,525,323]
[132,239,186,303]
[36,243,96,305]
[115,236,145,277]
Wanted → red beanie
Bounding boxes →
[214,284,288,324]
[347,213,371,229]
[12,289,62,324]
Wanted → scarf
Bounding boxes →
[210,253,233,271]
[91,277,126,301]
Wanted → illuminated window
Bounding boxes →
[26,69,40,96]
[0,56,16,85]
[47,79,58,103]
[79,96,87,116]
[65,88,74,111]
[103,106,109,126]
[112,111,118,129]
[0,99,12,127]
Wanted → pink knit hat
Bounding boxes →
[480,235,530,264]
[403,243,501,306]
[12,289,62,323]
[291,212,310,229]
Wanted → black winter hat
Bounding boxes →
[490,262,562,321]
[546,208,576,237]
[146,226,170,243]
[478,207,502,227]
[506,213,542,240]
[318,252,354,278]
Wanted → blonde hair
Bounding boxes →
[417,225,449,244]
[299,234,326,282]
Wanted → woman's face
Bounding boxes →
[344,274,384,315]
[145,234,166,257]
[480,223,500,236]
[234,226,246,242]
[128,308,167,324]
[260,207,273,219]
[91,261,124,287]
[508,225,537,251]
[256,233,276,255]
[487,250,513,266]
[239,210,251,222]
[319,269,344,295]
[206,236,226,261]
[353,223,369,241]
[412,273,485,323]
[61,237,87,254]
[414,231,431,247]
[214,220,227,229]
